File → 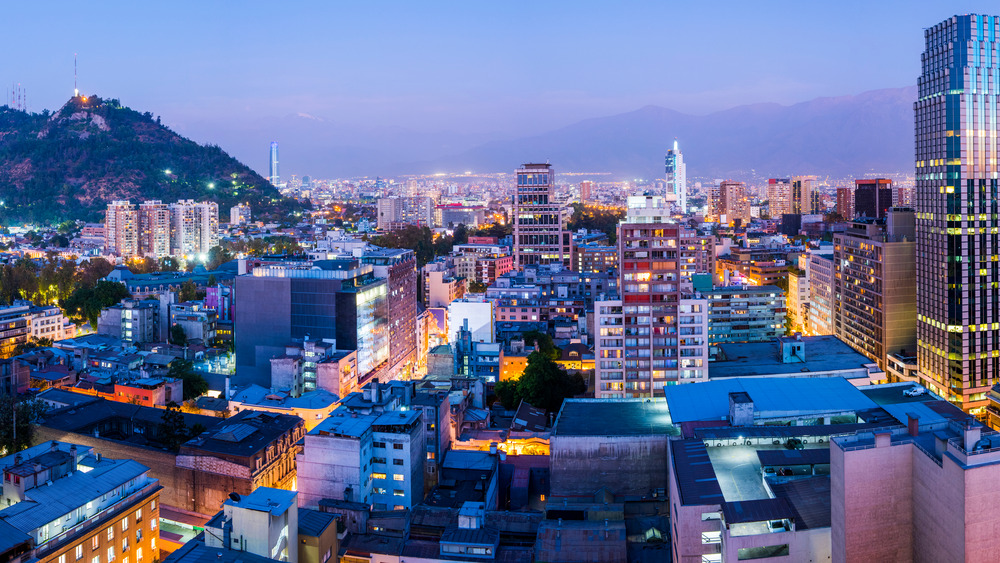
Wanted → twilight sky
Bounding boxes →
[3,1,998,176]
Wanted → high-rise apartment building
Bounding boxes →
[579,180,593,203]
[512,163,571,269]
[376,196,434,230]
[834,208,917,371]
[767,178,792,218]
[269,141,279,186]
[169,200,218,257]
[836,186,855,219]
[709,180,750,225]
[665,139,687,213]
[854,178,894,219]
[916,14,1000,414]
[105,200,138,257]
[592,196,710,398]
[137,200,171,258]
[807,253,835,335]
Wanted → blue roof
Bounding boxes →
[664,377,877,423]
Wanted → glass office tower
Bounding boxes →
[916,14,1000,415]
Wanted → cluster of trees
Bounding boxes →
[157,402,208,451]
[168,359,209,401]
[222,236,300,258]
[494,331,586,414]
[369,225,468,267]
[0,396,48,455]
[567,203,625,244]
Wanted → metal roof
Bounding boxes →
[670,439,724,507]
[664,377,877,423]
[767,476,832,530]
[0,458,150,534]
[721,497,795,525]
[298,507,336,537]
[756,448,830,467]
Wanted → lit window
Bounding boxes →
[393,474,404,481]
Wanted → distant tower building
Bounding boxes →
[836,187,855,219]
[579,181,593,203]
[767,178,792,218]
[230,203,252,225]
[169,200,219,257]
[665,140,687,213]
[137,200,171,258]
[105,200,138,258]
[269,141,279,186]
[791,175,819,215]
[854,178,894,219]
[513,163,571,269]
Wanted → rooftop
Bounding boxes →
[664,377,877,424]
[710,336,877,379]
[298,507,337,538]
[225,487,297,516]
[553,399,678,437]
[182,409,301,457]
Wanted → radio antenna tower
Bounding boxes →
[74,53,79,97]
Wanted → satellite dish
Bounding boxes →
[228,492,241,502]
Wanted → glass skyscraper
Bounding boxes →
[665,139,686,214]
[269,141,279,186]
[916,14,1000,415]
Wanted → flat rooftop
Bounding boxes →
[664,377,878,424]
[711,336,876,378]
[553,399,678,437]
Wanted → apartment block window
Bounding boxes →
[393,459,403,466]
[121,518,128,532]
[393,474,404,481]
[150,538,156,552]
[150,500,155,511]
[122,538,128,553]
[92,537,99,550]
[393,489,404,497]
[76,546,83,560]
[107,547,115,562]
[59,555,66,563]
[393,443,403,450]
[107,527,114,541]
[149,519,157,531]
[136,548,142,563]
[135,509,142,521]
[92,556,100,563]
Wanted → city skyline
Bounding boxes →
[4,2,1000,178]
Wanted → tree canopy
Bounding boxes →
[494,351,586,414]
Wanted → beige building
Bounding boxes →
[710,180,750,225]
[766,178,792,218]
[138,200,171,258]
[833,209,916,371]
[105,200,138,257]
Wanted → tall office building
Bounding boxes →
[512,163,571,269]
[234,259,389,387]
[137,200,171,258]
[854,178,894,219]
[792,175,820,215]
[917,14,1000,414]
[269,141,280,186]
[105,200,138,257]
[665,139,687,213]
[766,178,792,218]
[834,208,917,371]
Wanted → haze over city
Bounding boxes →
[4,1,998,177]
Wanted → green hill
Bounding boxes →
[0,95,303,224]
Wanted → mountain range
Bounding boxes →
[186,86,916,180]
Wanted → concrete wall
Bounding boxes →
[831,438,913,563]
[297,433,363,508]
[34,426,250,516]
[550,434,668,498]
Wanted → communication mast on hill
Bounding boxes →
[74,53,79,97]
[8,83,26,111]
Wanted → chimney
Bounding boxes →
[964,423,982,452]
[489,443,497,455]
[907,413,920,437]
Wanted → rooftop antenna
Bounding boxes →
[74,54,79,97]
